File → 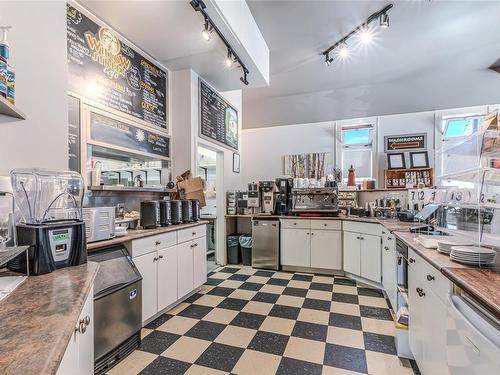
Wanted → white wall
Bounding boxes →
[0,1,68,174]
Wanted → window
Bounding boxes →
[443,116,481,139]
[340,124,375,183]
[343,127,372,145]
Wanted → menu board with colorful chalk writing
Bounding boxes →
[199,79,239,151]
[66,3,168,129]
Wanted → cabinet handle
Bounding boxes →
[193,243,198,247]
[382,231,386,234]
[306,232,310,235]
[324,223,327,227]
[359,237,364,240]
[356,236,360,239]
[416,287,425,297]
[84,315,91,326]
[409,258,415,263]
[190,244,195,248]
[384,246,389,251]
[293,223,297,225]
[155,241,161,246]
[311,232,314,236]
[192,232,196,236]
[427,274,435,281]
[158,255,164,260]
[387,237,392,241]
[75,320,87,334]
[153,257,158,262]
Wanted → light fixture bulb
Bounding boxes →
[201,19,211,41]
[339,43,349,59]
[380,13,390,28]
[226,50,233,67]
[359,27,373,44]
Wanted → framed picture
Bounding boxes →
[409,151,429,168]
[233,153,240,173]
[387,152,406,169]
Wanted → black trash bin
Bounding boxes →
[239,234,253,266]
[227,235,241,264]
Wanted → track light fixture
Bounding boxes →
[190,0,250,85]
[322,3,393,67]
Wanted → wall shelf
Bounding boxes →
[0,96,26,120]
[384,167,433,189]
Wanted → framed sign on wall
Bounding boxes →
[384,133,426,152]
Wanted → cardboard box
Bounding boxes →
[177,176,206,207]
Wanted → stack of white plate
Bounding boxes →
[437,238,473,254]
[450,246,497,266]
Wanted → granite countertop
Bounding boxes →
[0,262,99,375]
[87,220,209,252]
[441,268,500,318]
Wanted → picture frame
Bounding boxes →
[387,152,406,169]
[409,151,429,168]
[233,153,240,173]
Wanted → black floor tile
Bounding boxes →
[283,287,308,297]
[205,278,224,286]
[360,305,392,321]
[276,357,322,375]
[267,278,289,286]
[323,343,368,374]
[139,356,191,375]
[363,332,397,355]
[255,270,275,277]
[219,267,241,273]
[207,287,235,297]
[302,298,331,312]
[252,292,280,304]
[139,331,180,355]
[239,282,263,291]
[217,297,249,311]
[185,320,226,341]
[195,342,245,372]
[291,274,314,282]
[230,312,266,330]
[228,273,251,281]
[358,287,384,298]
[269,304,301,320]
[334,277,356,286]
[144,313,173,329]
[309,282,333,292]
[291,321,328,342]
[332,292,359,305]
[248,331,289,355]
[177,304,213,319]
[184,293,203,304]
[329,313,362,330]
[410,359,422,375]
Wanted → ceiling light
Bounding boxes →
[201,18,211,41]
[359,27,373,44]
[225,49,233,67]
[380,13,390,28]
[339,43,349,59]
[325,53,333,67]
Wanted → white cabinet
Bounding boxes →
[408,256,424,366]
[310,230,342,270]
[281,228,311,267]
[134,252,158,323]
[177,241,194,298]
[343,231,361,275]
[193,237,208,289]
[360,233,381,282]
[381,231,397,309]
[58,286,94,375]
[157,246,178,312]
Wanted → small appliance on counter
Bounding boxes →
[190,199,200,222]
[275,178,293,215]
[170,200,183,224]
[181,199,193,223]
[140,201,159,229]
[8,169,87,275]
[158,200,171,226]
[247,183,260,214]
[82,207,115,243]
[259,181,276,215]
[236,191,249,215]
[291,187,339,216]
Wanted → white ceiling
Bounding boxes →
[243,0,500,129]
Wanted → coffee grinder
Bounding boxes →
[259,181,276,215]
[247,183,260,214]
[275,178,293,215]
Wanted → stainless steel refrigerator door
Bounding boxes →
[252,220,279,270]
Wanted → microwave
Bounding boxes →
[82,207,116,243]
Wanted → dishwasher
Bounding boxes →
[88,246,142,375]
[252,219,280,270]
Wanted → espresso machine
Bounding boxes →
[247,183,260,214]
[291,187,339,216]
[275,178,293,215]
[259,181,276,215]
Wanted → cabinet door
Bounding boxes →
[177,241,194,298]
[281,228,310,267]
[157,246,178,312]
[193,236,208,289]
[310,230,342,270]
[343,231,360,276]
[424,291,450,375]
[408,259,423,366]
[133,252,158,323]
[381,233,397,309]
[360,233,382,283]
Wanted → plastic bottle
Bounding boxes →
[0,26,11,62]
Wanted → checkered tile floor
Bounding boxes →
[108,266,418,375]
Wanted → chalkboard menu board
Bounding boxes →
[199,79,239,151]
[66,3,168,129]
[68,95,81,172]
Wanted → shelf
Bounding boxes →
[0,246,29,267]
[438,167,500,186]
[0,95,25,120]
[443,201,500,210]
[439,129,500,157]
[89,185,176,193]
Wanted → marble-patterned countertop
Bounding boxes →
[87,220,209,252]
[0,262,99,375]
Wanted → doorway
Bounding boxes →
[196,145,220,273]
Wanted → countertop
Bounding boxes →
[0,262,99,375]
[87,220,209,252]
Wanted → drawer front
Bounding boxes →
[343,221,382,236]
[311,219,341,230]
[420,259,451,303]
[281,219,310,229]
[178,225,207,243]
[408,247,421,271]
[128,231,177,258]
